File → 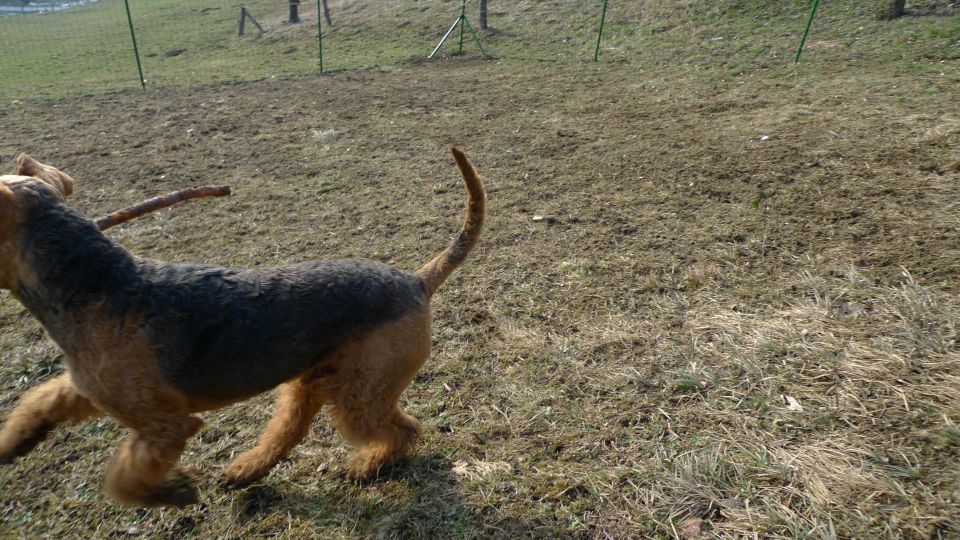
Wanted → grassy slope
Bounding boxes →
[0,0,308,97]
[3,0,956,98]
[0,0,959,538]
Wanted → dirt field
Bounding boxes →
[1,10,959,538]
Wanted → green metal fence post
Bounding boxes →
[428,0,482,59]
[594,0,609,61]
[316,0,324,73]
[122,0,145,89]
[795,0,821,63]
[463,16,486,56]
[459,0,466,54]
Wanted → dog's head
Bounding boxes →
[0,155,75,289]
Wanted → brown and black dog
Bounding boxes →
[0,148,485,507]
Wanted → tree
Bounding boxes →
[890,0,906,18]
[287,0,331,26]
[479,0,488,30]
[288,0,300,23]
[321,0,332,26]
[879,0,906,19]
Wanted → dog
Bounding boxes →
[0,148,485,507]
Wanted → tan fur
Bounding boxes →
[416,147,486,295]
[0,185,20,289]
[0,149,486,507]
[0,373,102,462]
[16,153,74,198]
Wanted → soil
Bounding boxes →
[0,55,957,537]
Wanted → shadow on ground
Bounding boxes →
[228,453,576,539]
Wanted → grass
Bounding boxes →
[1,0,959,538]
[3,0,957,98]
[0,0,322,98]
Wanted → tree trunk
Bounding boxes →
[891,0,906,18]
[321,0,332,26]
[479,0,488,30]
[288,0,301,24]
[880,0,906,19]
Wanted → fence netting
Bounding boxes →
[0,0,638,99]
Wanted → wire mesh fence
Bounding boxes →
[1,0,135,96]
[2,0,958,100]
[0,0,634,99]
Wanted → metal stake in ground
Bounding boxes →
[795,0,821,63]
[429,0,485,59]
[316,0,324,73]
[122,0,145,89]
[459,0,465,54]
[594,0,609,61]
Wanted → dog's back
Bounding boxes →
[137,258,426,400]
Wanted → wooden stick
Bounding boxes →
[96,185,231,230]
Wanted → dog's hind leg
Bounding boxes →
[329,312,430,480]
[222,378,324,489]
[335,403,422,480]
[0,372,103,463]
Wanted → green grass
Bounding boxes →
[0,0,321,97]
[2,0,958,99]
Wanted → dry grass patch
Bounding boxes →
[627,265,960,538]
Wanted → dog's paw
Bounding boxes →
[344,453,385,481]
[222,458,269,490]
[0,423,54,464]
[144,472,200,508]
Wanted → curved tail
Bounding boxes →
[416,147,486,296]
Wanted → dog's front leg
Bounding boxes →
[104,413,204,507]
[0,372,103,463]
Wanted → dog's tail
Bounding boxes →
[416,147,486,297]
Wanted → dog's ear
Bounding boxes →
[16,153,75,198]
[15,153,42,177]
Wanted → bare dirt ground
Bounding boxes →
[0,51,958,537]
